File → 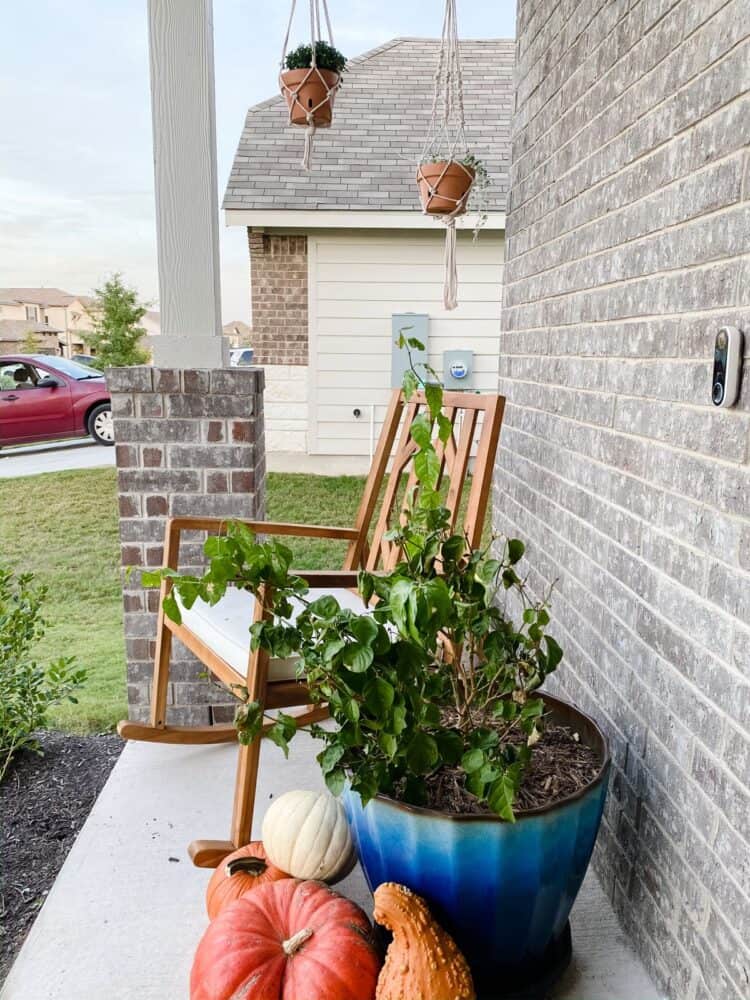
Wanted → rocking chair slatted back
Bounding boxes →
[344,388,504,574]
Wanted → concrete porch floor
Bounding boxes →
[1,732,662,1000]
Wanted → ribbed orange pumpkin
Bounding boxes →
[373,883,475,1000]
[191,879,381,1000]
[205,842,288,920]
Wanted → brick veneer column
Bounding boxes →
[110,365,266,725]
[247,231,308,365]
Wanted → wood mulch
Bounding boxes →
[420,724,602,815]
[0,731,123,985]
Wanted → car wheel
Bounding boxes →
[88,403,115,446]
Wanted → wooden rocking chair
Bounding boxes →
[118,388,505,868]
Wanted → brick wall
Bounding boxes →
[111,366,266,725]
[248,232,308,365]
[495,3,749,998]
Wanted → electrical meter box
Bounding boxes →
[392,313,429,389]
[443,350,474,390]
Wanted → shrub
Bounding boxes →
[285,41,347,74]
[0,567,87,782]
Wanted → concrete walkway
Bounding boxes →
[1,732,661,1000]
[0,440,115,478]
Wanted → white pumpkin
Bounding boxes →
[261,789,356,884]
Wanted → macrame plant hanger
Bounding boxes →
[417,0,473,310]
[280,0,340,170]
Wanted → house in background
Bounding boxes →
[0,288,84,356]
[0,288,161,358]
[222,319,252,348]
[0,319,61,355]
[224,38,512,466]
[68,295,162,350]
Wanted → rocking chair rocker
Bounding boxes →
[118,388,504,868]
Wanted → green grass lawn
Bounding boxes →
[0,468,365,734]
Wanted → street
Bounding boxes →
[0,439,115,478]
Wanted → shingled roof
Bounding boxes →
[0,319,63,339]
[223,38,514,215]
[0,288,74,307]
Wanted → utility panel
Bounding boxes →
[443,349,474,390]
[391,313,429,389]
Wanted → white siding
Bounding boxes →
[308,229,504,457]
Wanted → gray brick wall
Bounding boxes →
[495,3,750,998]
[111,366,266,725]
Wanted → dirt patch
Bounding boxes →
[0,731,123,984]
[420,724,602,815]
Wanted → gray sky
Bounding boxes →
[0,1,517,323]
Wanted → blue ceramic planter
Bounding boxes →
[343,695,610,992]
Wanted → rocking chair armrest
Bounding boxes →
[165,516,360,541]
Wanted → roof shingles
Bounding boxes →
[223,38,514,214]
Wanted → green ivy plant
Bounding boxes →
[0,568,87,782]
[285,41,347,75]
[145,340,562,821]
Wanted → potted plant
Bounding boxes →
[155,342,610,993]
[280,40,346,128]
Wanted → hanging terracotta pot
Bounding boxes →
[417,161,475,216]
[280,68,340,127]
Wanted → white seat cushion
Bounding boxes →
[176,586,368,682]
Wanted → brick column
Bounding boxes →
[110,366,266,725]
[247,231,308,365]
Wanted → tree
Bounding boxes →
[20,330,41,353]
[84,274,150,367]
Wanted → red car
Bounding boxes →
[0,354,113,448]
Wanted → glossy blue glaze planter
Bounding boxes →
[343,695,610,993]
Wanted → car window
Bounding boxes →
[0,363,43,390]
[39,356,103,379]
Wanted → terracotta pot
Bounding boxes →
[280,68,339,127]
[417,160,475,215]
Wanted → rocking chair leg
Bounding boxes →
[230,735,263,849]
[150,618,173,728]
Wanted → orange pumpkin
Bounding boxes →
[373,883,475,1000]
[191,879,381,1000]
[205,842,288,920]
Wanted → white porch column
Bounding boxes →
[147,0,228,367]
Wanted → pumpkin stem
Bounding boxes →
[225,857,268,879]
[282,927,314,956]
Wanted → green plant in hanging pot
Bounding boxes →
[417,154,490,235]
[280,41,346,128]
[417,156,475,217]
[415,0,493,309]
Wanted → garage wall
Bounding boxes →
[308,229,504,457]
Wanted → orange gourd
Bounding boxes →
[205,842,288,920]
[373,883,475,1000]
